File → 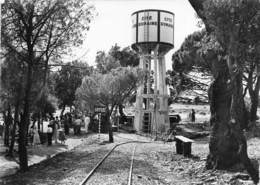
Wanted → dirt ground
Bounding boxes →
[0,105,259,185]
[0,131,259,185]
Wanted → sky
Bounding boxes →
[68,0,202,70]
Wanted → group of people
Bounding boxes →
[5,112,91,147]
[29,116,65,146]
[61,113,90,136]
[43,113,90,146]
[45,116,65,146]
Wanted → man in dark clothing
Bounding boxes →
[191,109,195,122]
[47,125,53,146]
[62,115,69,135]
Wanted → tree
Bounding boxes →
[172,29,260,121]
[188,0,260,183]
[95,45,140,123]
[53,61,93,115]
[108,44,139,67]
[1,0,94,171]
[95,51,120,74]
[76,67,144,142]
[170,30,211,101]
[95,44,139,74]
[0,53,25,156]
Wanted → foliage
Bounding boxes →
[170,30,212,101]
[2,0,95,63]
[0,53,50,112]
[189,0,260,183]
[1,0,95,171]
[181,0,260,119]
[172,24,260,114]
[95,44,139,74]
[1,0,95,113]
[108,44,139,67]
[2,0,95,111]
[0,53,25,111]
[33,88,58,117]
[202,0,260,51]
[76,66,144,142]
[53,60,93,109]
[95,51,120,74]
[76,67,144,114]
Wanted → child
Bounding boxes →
[32,125,41,146]
[58,128,66,144]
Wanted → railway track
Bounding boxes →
[79,140,151,185]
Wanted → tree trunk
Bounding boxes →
[188,0,259,183]
[8,102,20,157]
[250,94,259,122]
[18,115,29,172]
[108,121,113,143]
[118,104,126,124]
[4,106,12,147]
[206,57,259,184]
[3,111,9,147]
[18,62,33,171]
[106,111,113,143]
[249,75,260,122]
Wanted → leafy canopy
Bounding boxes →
[76,67,145,114]
[53,61,93,108]
[2,0,95,63]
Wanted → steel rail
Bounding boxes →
[79,140,150,185]
[127,145,137,185]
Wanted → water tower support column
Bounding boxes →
[152,48,159,134]
[156,55,169,132]
[134,54,145,132]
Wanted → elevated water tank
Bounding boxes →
[131,9,174,53]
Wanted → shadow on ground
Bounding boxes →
[1,143,155,185]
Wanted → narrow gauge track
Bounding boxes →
[79,140,151,185]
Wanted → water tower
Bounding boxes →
[131,9,174,134]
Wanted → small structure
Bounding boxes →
[169,114,181,130]
[175,135,194,157]
[131,9,174,134]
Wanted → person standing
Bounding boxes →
[47,125,53,146]
[74,116,82,135]
[32,125,41,146]
[53,117,60,144]
[42,117,50,144]
[68,113,72,127]
[84,114,90,133]
[64,114,70,135]
[58,127,66,144]
[191,109,196,122]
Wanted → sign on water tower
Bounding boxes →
[131,9,174,48]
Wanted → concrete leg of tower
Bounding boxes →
[156,56,170,132]
[134,53,170,133]
[134,55,145,133]
[134,96,143,132]
[153,111,168,133]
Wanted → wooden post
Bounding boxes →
[98,113,101,140]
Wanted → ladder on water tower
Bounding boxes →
[143,112,151,133]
